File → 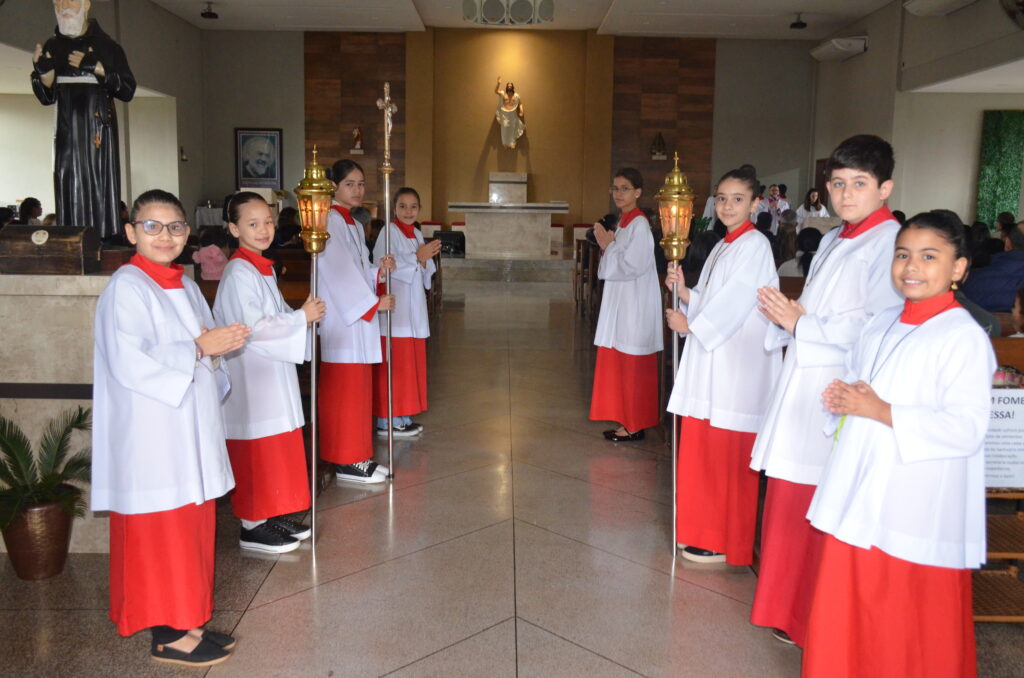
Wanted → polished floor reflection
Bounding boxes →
[2,280,1023,677]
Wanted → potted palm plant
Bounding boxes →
[0,406,91,580]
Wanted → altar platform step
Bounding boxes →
[441,256,572,282]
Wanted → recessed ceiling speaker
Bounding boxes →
[482,0,506,24]
[509,0,533,24]
[464,0,553,26]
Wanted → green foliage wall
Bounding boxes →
[976,110,1024,229]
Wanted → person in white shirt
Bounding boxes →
[763,184,790,235]
[803,210,992,678]
[318,159,396,484]
[214,192,325,554]
[589,168,664,442]
[371,187,440,436]
[751,134,902,647]
[93,189,249,666]
[664,165,782,565]
[795,188,829,231]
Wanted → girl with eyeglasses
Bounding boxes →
[213,192,325,555]
[589,168,664,442]
[92,189,250,666]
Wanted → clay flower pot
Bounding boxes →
[2,488,75,581]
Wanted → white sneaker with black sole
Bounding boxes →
[239,522,300,553]
[680,546,727,563]
[269,515,311,541]
[376,423,423,437]
[336,460,387,484]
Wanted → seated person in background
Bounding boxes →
[962,220,1024,312]
[777,209,798,262]
[41,213,57,227]
[271,207,302,249]
[0,207,13,230]
[756,211,780,263]
[1011,286,1024,338]
[192,227,230,281]
[891,209,906,226]
[777,227,822,278]
[795,189,829,230]
[927,210,1001,338]
[15,197,42,225]
[682,229,723,289]
[969,221,1000,269]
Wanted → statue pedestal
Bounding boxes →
[447,202,569,259]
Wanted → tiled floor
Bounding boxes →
[3,280,1023,677]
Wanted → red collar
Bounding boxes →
[900,291,961,325]
[619,208,644,229]
[839,206,894,239]
[395,220,417,239]
[129,253,184,290]
[231,246,274,275]
[331,204,357,226]
[724,220,756,243]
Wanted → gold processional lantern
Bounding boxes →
[295,145,334,254]
[656,152,695,263]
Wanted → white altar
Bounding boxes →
[448,172,568,259]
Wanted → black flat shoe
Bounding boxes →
[605,429,645,442]
[202,629,236,650]
[151,637,231,666]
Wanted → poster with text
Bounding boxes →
[985,389,1024,489]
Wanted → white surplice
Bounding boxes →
[318,207,382,364]
[213,257,309,440]
[749,221,901,484]
[593,214,664,356]
[92,266,234,514]
[667,228,782,432]
[807,306,994,569]
[372,223,434,339]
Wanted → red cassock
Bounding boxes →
[749,477,824,646]
[108,500,215,636]
[803,535,976,678]
[226,428,311,521]
[372,336,428,417]
[319,362,373,465]
[589,347,660,432]
[675,417,759,565]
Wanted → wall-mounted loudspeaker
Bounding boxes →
[809,36,868,62]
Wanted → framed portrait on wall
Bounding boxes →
[235,128,283,190]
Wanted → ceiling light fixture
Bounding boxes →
[463,0,554,26]
[790,13,807,30]
[201,2,219,20]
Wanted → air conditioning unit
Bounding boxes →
[810,37,868,62]
[903,0,978,17]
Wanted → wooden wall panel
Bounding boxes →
[612,37,715,215]
[304,32,406,206]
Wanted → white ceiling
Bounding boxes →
[150,0,894,40]
[914,58,1024,94]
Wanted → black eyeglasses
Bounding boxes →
[133,219,189,236]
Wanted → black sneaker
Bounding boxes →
[680,546,727,563]
[269,515,311,541]
[376,423,423,437]
[239,522,300,554]
[151,637,231,667]
[335,460,385,484]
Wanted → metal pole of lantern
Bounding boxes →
[377,83,399,480]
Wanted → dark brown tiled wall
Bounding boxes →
[612,37,715,212]
[304,32,406,200]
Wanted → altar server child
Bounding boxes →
[92,189,250,666]
[665,165,782,565]
[802,210,993,678]
[748,134,902,646]
[589,168,664,442]
[214,192,325,553]
[372,187,440,436]
[319,159,396,483]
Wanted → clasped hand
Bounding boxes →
[757,286,805,335]
[822,379,892,427]
[196,323,251,358]
[593,223,615,250]
[417,239,442,264]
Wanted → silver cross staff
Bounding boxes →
[377,82,398,480]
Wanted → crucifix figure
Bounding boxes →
[376,83,398,163]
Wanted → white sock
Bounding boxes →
[240,518,266,530]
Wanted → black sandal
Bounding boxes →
[151,637,231,666]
